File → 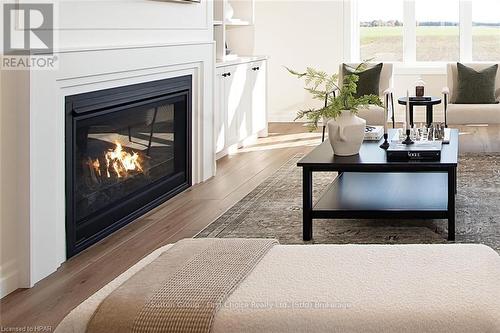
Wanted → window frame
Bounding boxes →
[346,0,475,67]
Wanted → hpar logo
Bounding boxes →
[2,2,57,70]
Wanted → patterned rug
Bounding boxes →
[197,154,500,253]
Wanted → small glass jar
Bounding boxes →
[415,78,425,97]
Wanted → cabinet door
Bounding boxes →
[224,64,249,146]
[238,63,253,141]
[223,65,238,147]
[214,70,226,154]
[250,60,267,136]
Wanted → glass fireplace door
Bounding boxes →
[67,88,191,256]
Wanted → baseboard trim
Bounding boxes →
[1,260,19,298]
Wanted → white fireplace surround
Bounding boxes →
[6,42,215,292]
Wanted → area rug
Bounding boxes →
[197,154,500,253]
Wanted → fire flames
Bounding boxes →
[89,141,143,179]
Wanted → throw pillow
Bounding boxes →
[342,63,383,98]
[455,63,498,104]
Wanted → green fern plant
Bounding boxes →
[286,63,383,131]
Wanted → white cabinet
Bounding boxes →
[250,60,267,137]
[215,58,268,158]
[214,68,226,154]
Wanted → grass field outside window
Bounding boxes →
[358,0,500,63]
[361,26,499,62]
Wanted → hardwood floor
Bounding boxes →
[0,122,498,330]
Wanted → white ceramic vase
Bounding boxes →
[327,110,366,156]
[224,1,234,20]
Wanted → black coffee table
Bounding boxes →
[398,96,441,126]
[297,129,459,241]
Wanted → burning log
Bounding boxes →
[86,157,101,185]
[104,141,143,178]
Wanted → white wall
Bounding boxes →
[391,71,447,123]
[236,0,447,123]
[0,0,214,298]
[227,0,345,122]
[57,0,212,49]
[0,69,31,298]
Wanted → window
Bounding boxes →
[472,0,500,61]
[416,0,459,61]
[359,0,403,61]
[353,0,500,63]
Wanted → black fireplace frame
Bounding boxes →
[65,76,192,258]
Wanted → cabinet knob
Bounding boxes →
[222,72,231,77]
[252,67,260,71]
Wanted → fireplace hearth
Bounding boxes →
[65,76,192,257]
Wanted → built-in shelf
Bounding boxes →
[225,20,250,26]
[213,0,257,62]
[214,20,250,26]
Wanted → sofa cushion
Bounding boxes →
[356,105,385,126]
[455,63,498,104]
[342,63,383,98]
[447,103,500,125]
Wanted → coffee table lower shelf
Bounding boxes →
[304,172,453,240]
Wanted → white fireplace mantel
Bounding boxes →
[6,42,215,292]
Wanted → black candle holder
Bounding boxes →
[402,129,414,145]
[379,133,390,149]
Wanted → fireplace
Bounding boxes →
[65,76,192,257]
